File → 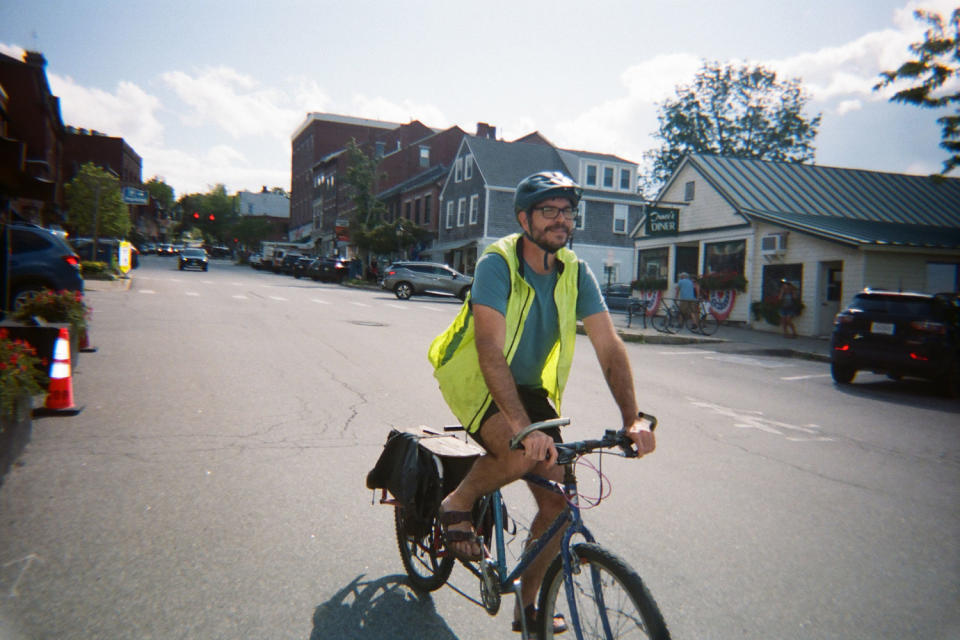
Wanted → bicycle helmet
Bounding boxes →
[514,171,582,214]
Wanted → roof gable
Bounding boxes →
[465,135,568,188]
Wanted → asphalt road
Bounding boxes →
[1,256,957,639]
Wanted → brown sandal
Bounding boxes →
[438,508,484,561]
[512,604,567,635]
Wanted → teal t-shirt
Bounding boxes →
[470,252,606,387]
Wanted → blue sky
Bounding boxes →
[1,0,955,197]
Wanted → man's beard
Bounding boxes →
[528,223,571,253]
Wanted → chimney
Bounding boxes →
[23,51,47,69]
[476,122,496,139]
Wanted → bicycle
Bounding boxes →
[650,299,684,334]
[689,298,719,336]
[382,418,671,640]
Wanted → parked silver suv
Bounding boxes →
[381,261,473,300]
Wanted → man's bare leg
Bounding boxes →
[439,412,546,561]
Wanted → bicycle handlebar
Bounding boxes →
[509,413,658,465]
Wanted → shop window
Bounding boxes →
[639,247,668,279]
[704,240,745,275]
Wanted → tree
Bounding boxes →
[144,176,175,212]
[342,139,388,257]
[875,8,959,176]
[175,184,237,243]
[64,162,130,239]
[646,60,821,188]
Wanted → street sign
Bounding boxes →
[122,187,149,205]
[118,241,132,274]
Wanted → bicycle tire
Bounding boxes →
[394,505,454,592]
[697,313,719,336]
[650,312,670,333]
[537,542,670,640]
[667,311,685,334]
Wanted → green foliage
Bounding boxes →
[176,184,238,243]
[64,162,130,238]
[354,219,433,256]
[344,139,388,243]
[0,328,48,417]
[698,271,748,292]
[80,261,115,280]
[751,300,781,326]
[875,8,959,176]
[11,289,89,335]
[632,276,668,291]
[144,177,175,211]
[647,60,821,187]
[232,216,273,250]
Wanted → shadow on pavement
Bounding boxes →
[309,574,458,640]
[832,377,960,412]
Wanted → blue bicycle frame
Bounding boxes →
[464,468,612,640]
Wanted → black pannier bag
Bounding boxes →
[366,426,483,532]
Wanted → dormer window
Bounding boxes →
[620,168,631,190]
[419,146,430,168]
[585,164,598,186]
[603,167,614,189]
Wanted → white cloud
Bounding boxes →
[161,67,303,139]
[836,99,863,115]
[348,94,450,129]
[48,74,165,148]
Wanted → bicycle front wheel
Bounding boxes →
[650,313,672,334]
[697,313,719,336]
[538,542,670,639]
[395,505,455,592]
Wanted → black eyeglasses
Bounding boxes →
[533,205,578,220]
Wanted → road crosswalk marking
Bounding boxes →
[780,374,831,380]
[269,296,287,301]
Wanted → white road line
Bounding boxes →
[705,354,792,368]
[269,296,287,301]
[139,289,155,294]
[781,374,832,381]
[232,295,248,300]
[386,304,406,310]
[351,302,370,307]
[186,292,200,297]
[657,350,717,356]
[202,280,214,285]
[311,299,329,304]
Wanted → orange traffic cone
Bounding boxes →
[34,327,83,416]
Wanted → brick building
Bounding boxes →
[0,50,65,225]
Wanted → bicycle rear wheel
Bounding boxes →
[395,505,454,592]
[538,542,670,639]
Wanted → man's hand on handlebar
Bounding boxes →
[519,429,558,466]
[624,415,656,458]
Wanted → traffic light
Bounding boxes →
[192,212,200,220]
[208,214,215,221]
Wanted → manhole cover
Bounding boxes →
[349,320,387,327]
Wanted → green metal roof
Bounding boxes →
[681,154,960,248]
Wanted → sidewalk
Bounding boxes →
[602,311,832,363]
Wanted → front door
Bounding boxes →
[817,262,843,336]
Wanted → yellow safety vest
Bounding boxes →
[427,233,580,433]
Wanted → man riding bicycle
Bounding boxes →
[428,171,656,634]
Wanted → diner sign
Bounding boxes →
[646,207,678,236]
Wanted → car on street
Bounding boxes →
[380,261,473,300]
[830,289,960,397]
[292,256,316,279]
[307,256,350,283]
[1,222,84,312]
[602,283,637,311]
[279,252,303,275]
[178,247,209,271]
[248,253,264,269]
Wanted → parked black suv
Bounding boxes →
[1,223,84,312]
[307,257,350,283]
[830,289,960,397]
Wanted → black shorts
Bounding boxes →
[470,386,562,451]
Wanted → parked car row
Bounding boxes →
[249,251,351,283]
